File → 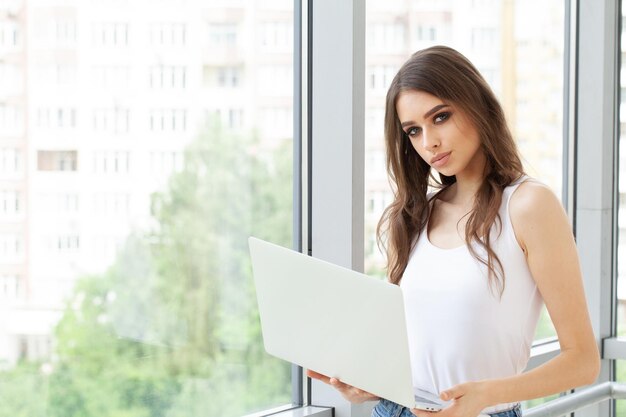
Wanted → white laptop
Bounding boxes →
[248,237,449,411]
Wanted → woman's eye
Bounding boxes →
[406,127,421,137]
[434,112,450,123]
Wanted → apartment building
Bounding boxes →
[0,0,294,366]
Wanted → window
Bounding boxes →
[259,21,292,52]
[217,66,240,87]
[93,151,130,174]
[203,65,242,88]
[0,21,20,49]
[149,65,187,89]
[0,104,22,135]
[0,275,21,300]
[205,108,244,130]
[0,148,22,178]
[55,18,77,44]
[367,65,397,93]
[0,234,23,262]
[417,25,435,41]
[149,151,184,176]
[1,2,295,416]
[206,22,238,48]
[93,108,129,134]
[149,22,186,47]
[149,109,187,132]
[32,14,77,46]
[17,335,52,362]
[35,107,76,129]
[53,235,80,253]
[0,190,21,217]
[92,22,129,47]
[37,151,78,172]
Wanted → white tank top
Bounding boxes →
[400,178,544,414]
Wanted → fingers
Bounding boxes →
[329,377,349,390]
[330,378,374,400]
[440,384,465,401]
[329,377,362,395]
[306,370,351,390]
[410,409,438,417]
[306,369,331,384]
[439,390,455,401]
[307,370,378,403]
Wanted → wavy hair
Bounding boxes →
[377,46,524,296]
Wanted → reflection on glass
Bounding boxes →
[0,2,293,416]
[364,0,563,342]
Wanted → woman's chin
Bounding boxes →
[433,168,455,178]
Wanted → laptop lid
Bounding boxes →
[248,236,416,408]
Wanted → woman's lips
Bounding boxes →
[430,152,451,168]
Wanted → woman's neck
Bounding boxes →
[442,181,480,209]
[445,153,487,206]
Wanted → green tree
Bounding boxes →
[147,124,293,415]
[0,126,293,417]
[0,363,49,417]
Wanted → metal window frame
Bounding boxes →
[563,0,578,221]
[292,0,305,406]
[574,1,621,417]
[307,1,366,416]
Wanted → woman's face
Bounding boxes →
[396,89,485,180]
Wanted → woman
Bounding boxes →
[308,46,600,417]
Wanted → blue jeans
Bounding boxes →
[372,398,522,417]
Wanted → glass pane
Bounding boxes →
[617,361,626,416]
[364,0,563,342]
[522,393,562,412]
[0,1,294,416]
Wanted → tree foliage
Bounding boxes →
[1,126,293,417]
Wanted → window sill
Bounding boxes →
[244,405,333,417]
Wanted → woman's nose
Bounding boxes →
[421,129,440,150]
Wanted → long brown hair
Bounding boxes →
[377,46,524,296]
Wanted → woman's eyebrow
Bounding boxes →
[400,104,449,128]
[423,104,448,119]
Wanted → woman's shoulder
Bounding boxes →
[509,178,559,213]
[508,179,568,247]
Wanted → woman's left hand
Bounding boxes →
[411,381,490,417]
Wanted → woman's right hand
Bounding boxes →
[306,369,380,404]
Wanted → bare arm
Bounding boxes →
[480,182,600,402]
